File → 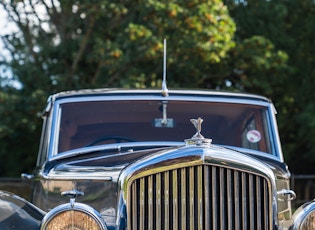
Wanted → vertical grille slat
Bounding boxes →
[189,167,195,230]
[242,172,247,230]
[148,175,154,229]
[172,170,178,230]
[156,173,162,230]
[180,168,186,230]
[131,181,137,229]
[234,171,240,229]
[264,179,270,229]
[212,167,218,230]
[128,165,272,230]
[219,168,226,230]
[227,169,233,230]
[164,171,170,230]
[139,177,145,230]
[249,174,255,229]
[204,166,210,229]
[256,177,262,230]
[197,166,203,230]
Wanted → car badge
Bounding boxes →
[185,117,212,147]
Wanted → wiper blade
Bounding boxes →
[51,141,184,161]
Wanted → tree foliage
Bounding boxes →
[0,0,237,176]
[1,0,236,90]
[0,0,314,176]
[225,0,315,174]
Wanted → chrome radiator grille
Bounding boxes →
[127,164,272,230]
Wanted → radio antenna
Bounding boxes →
[161,39,169,97]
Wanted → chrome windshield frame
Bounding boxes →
[47,91,283,161]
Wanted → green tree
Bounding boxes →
[225,0,315,174]
[283,0,315,174]
[0,0,237,176]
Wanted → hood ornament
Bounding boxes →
[185,117,212,147]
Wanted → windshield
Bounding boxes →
[56,100,272,154]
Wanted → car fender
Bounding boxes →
[0,190,45,229]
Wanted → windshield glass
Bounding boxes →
[56,100,272,154]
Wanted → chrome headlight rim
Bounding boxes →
[40,202,107,230]
[292,200,315,229]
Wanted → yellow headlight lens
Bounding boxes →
[41,199,107,230]
[44,210,101,230]
[300,210,315,230]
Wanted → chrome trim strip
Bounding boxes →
[53,95,272,111]
[131,181,137,230]
[212,167,217,229]
[257,175,262,227]
[172,169,178,230]
[234,171,240,228]
[249,174,254,229]
[51,89,271,102]
[156,173,162,230]
[227,169,232,229]
[139,177,144,229]
[44,168,116,181]
[204,166,210,229]
[219,168,225,229]
[197,166,203,230]
[242,172,247,229]
[148,175,153,229]
[164,171,169,230]
[180,168,186,230]
[189,166,194,230]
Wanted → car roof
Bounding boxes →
[49,88,271,103]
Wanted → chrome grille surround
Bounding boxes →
[119,146,276,230]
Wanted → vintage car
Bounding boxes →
[1,88,315,229]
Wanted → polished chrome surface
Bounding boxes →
[21,173,34,181]
[51,141,183,161]
[0,191,45,229]
[40,202,107,230]
[120,146,275,230]
[290,201,315,229]
[49,89,271,103]
[32,176,117,223]
[185,117,212,147]
[61,190,84,199]
[161,39,169,97]
[127,164,272,230]
[277,189,296,201]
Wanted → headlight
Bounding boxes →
[300,210,315,230]
[41,202,107,230]
[292,201,315,230]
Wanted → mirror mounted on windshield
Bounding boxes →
[154,39,174,127]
